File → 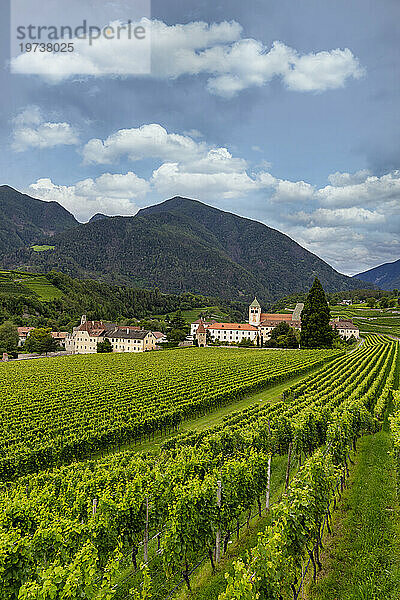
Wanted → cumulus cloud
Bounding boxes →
[11,19,364,97]
[151,161,259,199]
[256,168,400,274]
[82,123,208,165]
[318,170,400,208]
[327,169,371,187]
[12,106,79,152]
[297,207,385,227]
[258,172,315,203]
[28,171,149,221]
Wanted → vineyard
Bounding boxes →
[0,334,398,599]
[0,347,337,479]
[0,270,62,300]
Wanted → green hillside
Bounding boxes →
[152,305,230,322]
[354,257,400,290]
[0,185,78,257]
[330,303,400,336]
[2,195,370,302]
[0,270,246,331]
[0,270,62,300]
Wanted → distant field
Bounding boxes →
[31,245,55,252]
[21,275,63,300]
[330,304,400,336]
[0,270,62,300]
[153,305,230,322]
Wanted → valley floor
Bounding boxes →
[307,428,400,600]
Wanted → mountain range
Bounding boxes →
[0,185,371,301]
[354,259,400,291]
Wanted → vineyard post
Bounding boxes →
[215,480,222,563]
[285,442,293,492]
[92,498,97,515]
[266,455,272,510]
[144,496,149,563]
[266,419,272,511]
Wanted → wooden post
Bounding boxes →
[215,480,222,563]
[285,442,293,492]
[266,419,272,511]
[266,455,272,510]
[92,498,97,515]
[144,496,149,562]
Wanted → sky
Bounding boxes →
[1,0,399,275]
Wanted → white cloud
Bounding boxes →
[297,207,385,227]
[318,170,400,208]
[256,168,400,274]
[82,123,207,165]
[11,19,364,97]
[28,171,149,221]
[151,161,260,200]
[257,172,315,202]
[183,129,203,139]
[283,48,364,92]
[12,106,79,152]
[328,169,371,187]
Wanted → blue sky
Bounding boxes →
[1,0,399,275]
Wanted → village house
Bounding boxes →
[17,327,69,348]
[51,331,68,348]
[329,318,360,340]
[190,319,216,337]
[17,326,35,347]
[65,316,157,354]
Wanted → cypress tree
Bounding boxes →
[300,278,333,348]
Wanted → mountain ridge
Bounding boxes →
[354,258,400,290]
[0,185,79,256]
[0,190,370,301]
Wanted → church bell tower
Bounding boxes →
[249,298,261,326]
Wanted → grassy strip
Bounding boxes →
[307,429,400,600]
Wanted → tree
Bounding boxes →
[168,310,188,332]
[24,328,58,354]
[266,322,299,349]
[168,328,187,343]
[97,338,113,353]
[300,278,333,349]
[379,297,390,309]
[167,310,188,342]
[0,321,19,354]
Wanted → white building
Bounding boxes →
[330,318,360,340]
[207,322,258,344]
[190,319,216,337]
[66,316,157,354]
